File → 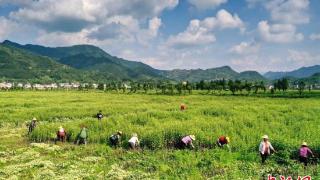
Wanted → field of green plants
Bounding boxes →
[0,91,319,179]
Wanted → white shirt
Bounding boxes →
[128,136,139,145]
[259,141,275,155]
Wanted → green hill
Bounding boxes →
[0,44,99,82]
[161,66,266,82]
[1,40,268,83]
[300,73,320,84]
[2,40,163,81]
[236,71,266,82]
[264,65,320,80]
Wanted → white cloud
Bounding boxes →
[166,19,217,49]
[188,0,227,10]
[166,9,244,49]
[287,49,320,67]
[310,33,320,41]
[265,0,310,25]
[8,0,178,33]
[148,17,162,37]
[229,41,260,55]
[0,17,21,41]
[258,21,303,43]
[36,30,91,47]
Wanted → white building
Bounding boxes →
[0,82,13,89]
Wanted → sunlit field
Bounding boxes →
[0,91,319,179]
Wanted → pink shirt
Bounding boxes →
[182,136,192,144]
[300,147,312,158]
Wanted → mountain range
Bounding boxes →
[0,40,319,83]
[264,65,320,80]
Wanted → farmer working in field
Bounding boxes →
[128,133,139,150]
[180,103,187,111]
[55,126,67,143]
[96,110,103,121]
[180,135,196,149]
[216,136,230,150]
[299,142,314,166]
[259,135,276,164]
[75,125,88,145]
[109,131,123,147]
[28,117,37,134]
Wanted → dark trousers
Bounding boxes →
[109,137,119,147]
[299,156,308,166]
[260,153,269,164]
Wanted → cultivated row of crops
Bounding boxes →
[1,91,319,178]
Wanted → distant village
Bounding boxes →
[0,81,319,91]
[0,82,102,90]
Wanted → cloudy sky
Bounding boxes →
[0,0,319,72]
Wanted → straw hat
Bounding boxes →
[190,135,196,140]
[132,133,138,137]
[117,131,123,135]
[59,126,63,129]
[301,142,308,146]
[262,135,269,139]
[226,137,230,143]
[32,117,37,121]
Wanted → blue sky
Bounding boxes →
[0,0,319,73]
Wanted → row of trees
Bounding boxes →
[99,78,311,95]
[98,79,269,95]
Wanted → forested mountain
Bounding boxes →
[5,40,315,83]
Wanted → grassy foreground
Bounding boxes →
[0,91,319,179]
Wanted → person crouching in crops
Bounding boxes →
[109,131,123,147]
[216,136,230,150]
[28,117,37,135]
[180,135,195,149]
[96,110,103,121]
[299,142,314,167]
[128,133,139,150]
[55,126,67,143]
[180,103,187,111]
[75,125,88,145]
[259,135,276,164]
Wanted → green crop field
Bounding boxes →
[0,91,319,179]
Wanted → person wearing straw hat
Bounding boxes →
[259,135,276,164]
[109,131,123,147]
[299,142,314,166]
[216,136,231,150]
[55,126,67,143]
[28,117,37,134]
[128,133,140,149]
[180,135,196,149]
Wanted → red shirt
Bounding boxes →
[218,136,228,145]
